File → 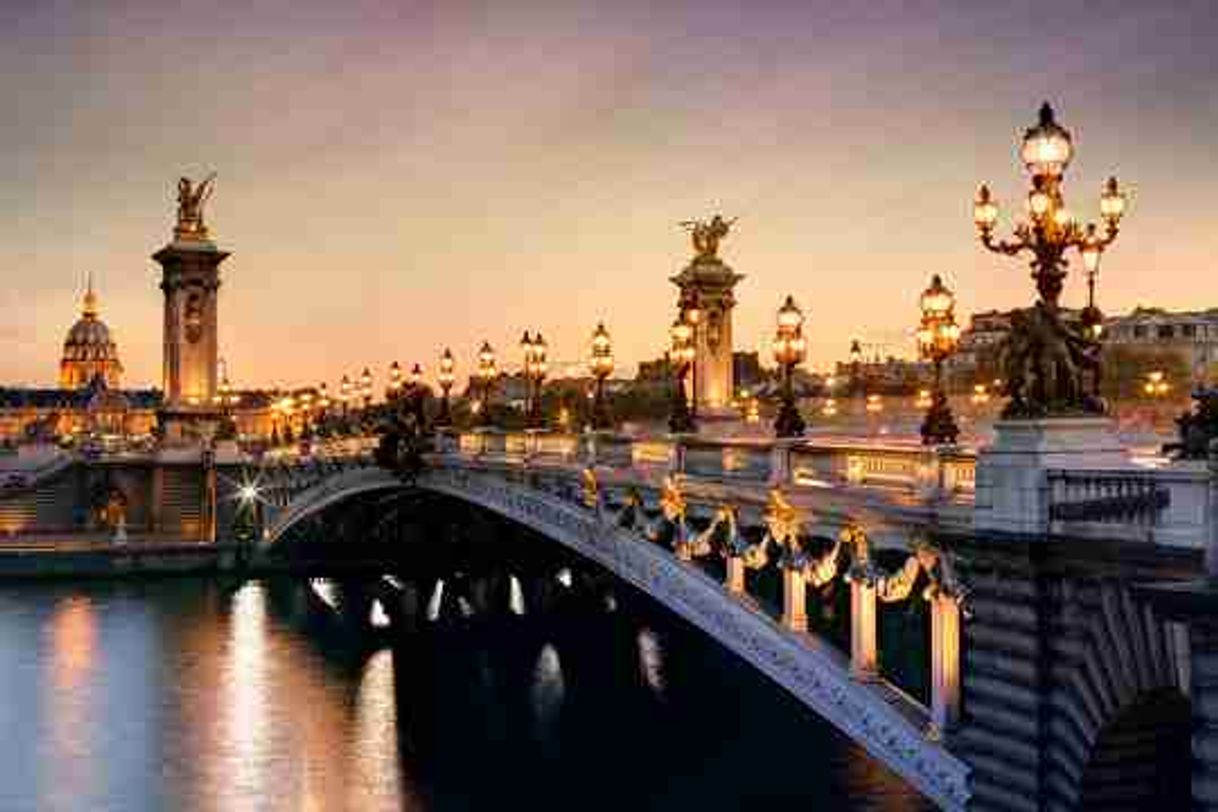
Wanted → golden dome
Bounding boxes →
[60,277,123,389]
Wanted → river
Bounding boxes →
[0,576,930,811]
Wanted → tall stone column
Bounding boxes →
[670,217,744,417]
[153,175,229,444]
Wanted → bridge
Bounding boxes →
[248,426,1213,811]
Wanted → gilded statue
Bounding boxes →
[679,214,735,260]
[175,173,217,239]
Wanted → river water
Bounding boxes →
[0,577,930,811]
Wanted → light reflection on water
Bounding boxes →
[0,578,931,811]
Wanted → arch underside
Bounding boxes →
[1048,580,1190,811]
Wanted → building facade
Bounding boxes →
[1103,307,1218,384]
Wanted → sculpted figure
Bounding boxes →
[679,214,735,259]
[175,173,217,237]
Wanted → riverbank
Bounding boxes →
[0,537,398,580]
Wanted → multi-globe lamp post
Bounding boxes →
[387,361,402,402]
[668,315,696,434]
[589,322,614,431]
[520,331,548,429]
[360,367,373,412]
[476,341,497,427]
[973,102,1127,414]
[407,362,426,425]
[916,274,962,445]
[339,374,352,420]
[771,295,807,438]
[437,348,455,427]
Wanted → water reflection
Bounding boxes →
[42,596,99,809]
[0,578,931,811]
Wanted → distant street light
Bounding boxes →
[668,316,696,434]
[360,367,373,411]
[916,274,962,445]
[520,331,548,429]
[1144,370,1170,398]
[476,341,497,427]
[771,295,807,438]
[589,322,614,431]
[437,348,455,427]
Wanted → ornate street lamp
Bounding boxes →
[916,274,962,445]
[974,103,1127,416]
[476,341,497,427]
[387,361,402,401]
[589,322,614,431]
[339,374,352,418]
[849,339,864,397]
[668,316,696,434]
[360,367,373,411]
[771,295,807,438]
[437,348,455,426]
[407,362,426,426]
[678,292,702,416]
[520,331,548,428]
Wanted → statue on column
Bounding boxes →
[680,214,735,260]
[175,173,217,240]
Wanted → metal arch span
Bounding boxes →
[416,467,971,810]
[263,466,405,546]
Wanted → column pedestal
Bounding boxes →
[974,417,1128,535]
[851,580,878,680]
[725,556,746,595]
[930,595,962,737]
[782,568,807,632]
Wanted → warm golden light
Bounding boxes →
[973,184,998,230]
[1020,103,1073,178]
[1100,176,1127,222]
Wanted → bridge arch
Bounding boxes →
[1047,580,1190,810]
[259,462,970,809]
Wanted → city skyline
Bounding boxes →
[4,0,1217,389]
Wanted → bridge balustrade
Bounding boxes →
[1048,466,1208,546]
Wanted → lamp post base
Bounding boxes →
[920,392,959,446]
[774,396,805,439]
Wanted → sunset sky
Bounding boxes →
[2,0,1216,390]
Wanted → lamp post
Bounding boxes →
[407,362,426,426]
[668,316,696,434]
[679,293,702,417]
[387,361,402,402]
[589,322,614,431]
[339,374,352,419]
[317,382,330,434]
[520,331,548,429]
[772,295,807,438]
[916,274,962,445]
[973,103,1127,416]
[476,341,497,427]
[437,348,455,427]
[360,367,373,412]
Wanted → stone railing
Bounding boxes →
[441,429,977,503]
[1048,466,1209,546]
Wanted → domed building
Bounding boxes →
[59,279,123,390]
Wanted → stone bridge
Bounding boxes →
[252,428,1215,811]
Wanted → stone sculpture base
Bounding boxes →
[974,417,1129,536]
